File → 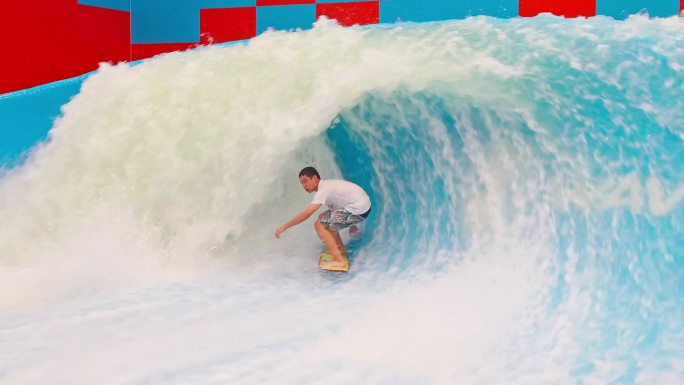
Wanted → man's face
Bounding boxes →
[299,175,319,193]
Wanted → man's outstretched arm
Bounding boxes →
[275,204,321,238]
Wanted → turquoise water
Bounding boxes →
[0,15,683,385]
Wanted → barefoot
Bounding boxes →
[329,258,347,267]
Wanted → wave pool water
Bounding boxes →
[0,15,683,385]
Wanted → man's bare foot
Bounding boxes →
[321,253,347,267]
[328,258,346,267]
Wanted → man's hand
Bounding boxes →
[275,226,287,238]
[274,204,321,239]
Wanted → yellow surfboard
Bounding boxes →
[319,251,349,272]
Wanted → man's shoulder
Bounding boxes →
[321,179,348,188]
[320,179,344,185]
[325,179,365,194]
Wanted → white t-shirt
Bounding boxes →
[312,179,371,215]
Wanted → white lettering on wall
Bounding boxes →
[596,172,644,213]
[557,173,684,216]
[647,176,684,216]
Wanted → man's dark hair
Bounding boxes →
[299,167,320,179]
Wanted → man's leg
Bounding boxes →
[331,230,345,254]
[314,220,345,266]
[349,224,360,237]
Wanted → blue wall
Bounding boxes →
[380,0,518,23]
[0,77,86,166]
[596,0,680,19]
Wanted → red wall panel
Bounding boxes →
[257,0,316,5]
[519,0,596,18]
[317,2,379,26]
[132,43,200,61]
[0,0,130,94]
[200,7,257,45]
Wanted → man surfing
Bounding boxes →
[274,167,372,270]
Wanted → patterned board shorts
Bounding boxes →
[319,209,368,231]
